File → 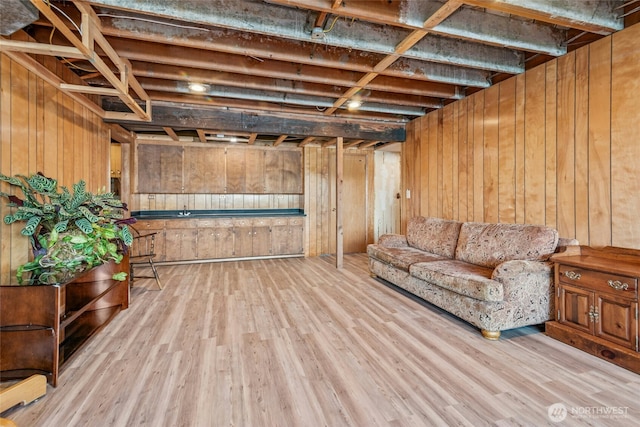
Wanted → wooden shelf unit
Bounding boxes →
[0,258,129,386]
[546,246,639,374]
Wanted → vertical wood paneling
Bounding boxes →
[0,52,110,283]
[588,37,612,246]
[556,52,577,239]
[514,74,526,224]
[472,92,484,222]
[498,78,516,224]
[574,47,590,244]
[483,85,500,223]
[611,23,640,247]
[442,105,454,219]
[427,113,439,217]
[457,98,469,222]
[545,61,558,230]
[401,23,640,249]
[419,117,429,216]
[524,64,546,225]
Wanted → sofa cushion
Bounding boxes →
[406,217,462,258]
[367,244,449,271]
[409,260,503,302]
[454,222,559,269]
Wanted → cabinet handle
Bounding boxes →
[564,270,581,280]
[607,280,629,291]
[588,305,599,323]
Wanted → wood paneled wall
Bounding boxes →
[402,23,640,249]
[0,52,111,284]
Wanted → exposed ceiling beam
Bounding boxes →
[298,137,315,147]
[89,13,492,88]
[273,135,288,147]
[460,0,623,35]
[196,129,207,143]
[102,101,406,142]
[266,0,567,55]
[248,133,258,145]
[162,126,179,141]
[88,0,523,74]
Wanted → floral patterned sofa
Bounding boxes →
[368,217,575,340]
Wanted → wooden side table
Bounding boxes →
[546,246,639,374]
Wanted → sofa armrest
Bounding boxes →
[491,260,554,301]
[377,234,408,248]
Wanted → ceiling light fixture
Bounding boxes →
[188,82,208,93]
[347,99,362,110]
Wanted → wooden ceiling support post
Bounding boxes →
[336,136,344,269]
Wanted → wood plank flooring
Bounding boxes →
[3,254,639,426]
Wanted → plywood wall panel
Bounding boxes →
[611,23,640,247]
[419,116,429,217]
[401,22,640,249]
[472,92,485,222]
[545,61,558,230]
[483,85,500,223]
[0,52,110,283]
[498,78,516,224]
[556,52,577,239]
[442,104,454,219]
[524,65,546,225]
[574,47,591,244]
[588,38,612,247]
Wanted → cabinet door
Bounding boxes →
[226,147,246,193]
[288,217,304,254]
[264,150,283,193]
[233,219,253,257]
[245,148,265,193]
[197,228,217,259]
[252,218,272,256]
[596,294,638,349]
[137,144,183,193]
[282,150,303,193]
[183,146,226,193]
[165,229,198,261]
[558,284,594,334]
[214,226,235,258]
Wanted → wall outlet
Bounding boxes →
[406,189,411,199]
[220,194,226,199]
[148,194,155,199]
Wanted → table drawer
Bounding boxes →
[558,264,638,298]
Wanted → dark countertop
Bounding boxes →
[132,208,305,220]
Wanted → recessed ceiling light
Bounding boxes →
[188,82,207,93]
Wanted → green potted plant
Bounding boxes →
[0,172,135,284]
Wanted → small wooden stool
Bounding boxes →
[0,375,47,425]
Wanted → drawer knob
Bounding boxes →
[564,271,581,280]
[607,280,629,291]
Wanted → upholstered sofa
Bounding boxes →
[368,217,574,340]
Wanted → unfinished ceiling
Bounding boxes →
[2,0,639,149]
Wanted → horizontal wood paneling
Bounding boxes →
[402,23,640,249]
[0,52,110,284]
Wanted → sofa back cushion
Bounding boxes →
[406,217,462,258]
[455,222,559,269]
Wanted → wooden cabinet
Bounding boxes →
[272,217,304,255]
[137,144,183,193]
[546,246,639,374]
[0,259,129,386]
[183,146,226,193]
[164,220,198,262]
[197,219,234,259]
[135,142,302,194]
[133,215,304,262]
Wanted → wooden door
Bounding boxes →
[183,146,226,193]
[558,284,593,334]
[343,153,368,253]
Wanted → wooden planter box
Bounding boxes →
[0,257,129,386]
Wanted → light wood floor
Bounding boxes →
[3,254,639,426]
